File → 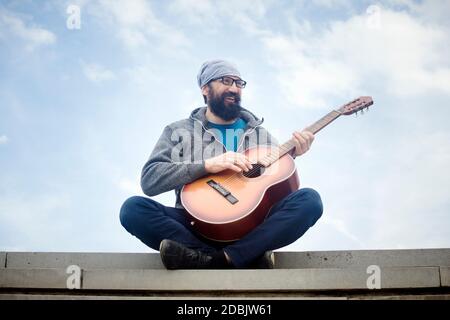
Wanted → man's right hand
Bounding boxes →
[204,152,253,174]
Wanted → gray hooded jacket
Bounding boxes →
[141,106,279,209]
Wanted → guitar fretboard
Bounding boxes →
[260,110,341,166]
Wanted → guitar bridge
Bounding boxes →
[206,179,239,205]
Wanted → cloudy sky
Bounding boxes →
[1,0,449,254]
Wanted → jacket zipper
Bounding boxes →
[236,124,261,153]
[192,117,227,153]
[192,116,262,154]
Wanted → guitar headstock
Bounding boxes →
[338,96,373,115]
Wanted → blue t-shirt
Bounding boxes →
[207,118,247,152]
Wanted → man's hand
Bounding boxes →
[204,151,253,174]
[292,130,315,157]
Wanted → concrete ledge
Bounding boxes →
[0,267,441,291]
[0,293,345,300]
[82,267,442,291]
[6,252,164,270]
[0,252,5,268]
[0,268,69,289]
[5,249,450,270]
[276,248,450,268]
[440,267,450,287]
[2,293,449,300]
[2,249,449,299]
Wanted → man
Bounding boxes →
[120,59,323,269]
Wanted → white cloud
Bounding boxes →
[304,0,353,9]
[0,135,8,145]
[168,0,216,25]
[260,5,450,108]
[281,127,450,251]
[322,216,365,246]
[91,0,191,54]
[387,0,450,26]
[169,1,450,109]
[0,193,72,250]
[117,177,142,195]
[123,64,160,88]
[168,0,272,36]
[0,9,56,50]
[368,130,450,248]
[81,62,116,83]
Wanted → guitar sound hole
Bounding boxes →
[242,163,265,178]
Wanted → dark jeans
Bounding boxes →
[120,188,323,268]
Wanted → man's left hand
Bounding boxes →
[292,130,315,157]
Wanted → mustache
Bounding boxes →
[223,92,241,102]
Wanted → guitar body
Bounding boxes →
[181,145,300,242]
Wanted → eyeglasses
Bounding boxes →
[215,76,247,89]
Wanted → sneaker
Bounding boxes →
[247,251,275,269]
[159,239,213,270]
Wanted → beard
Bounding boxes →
[207,90,242,121]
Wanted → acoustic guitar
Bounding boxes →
[181,96,374,241]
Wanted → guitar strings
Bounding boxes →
[219,138,297,186]
[220,162,261,186]
[219,163,262,188]
[219,144,293,187]
[220,155,275,187]
[220,158,268,187]
[220,150,279,186]
[222,144,293,185]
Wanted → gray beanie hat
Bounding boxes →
[197,59,241,88]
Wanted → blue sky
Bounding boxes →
[1,0,449,253]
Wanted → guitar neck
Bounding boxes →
[260,110,341,166]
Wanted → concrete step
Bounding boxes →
[2,248,450,270]
[1,293,449,300]
[0,266,444,291]
[1,249,449,299]
[441,267,450,287]
[0,252,5,268]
